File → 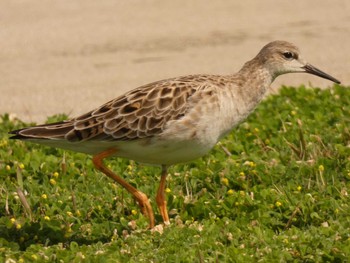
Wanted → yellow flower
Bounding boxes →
[239,172,245,177]
[19,163,25,169]
[275,201,282,207]
[165,188,171,193]
[76,210,81,216]
[249,161,256,168]
[297,186,302,192]
[291,110,297,116]
[5,165,11,171]
[66,211,73,217]
[53,172,59,178]
[0,139,8,147]
[10,218,16,224]
[31,254,38,261]
[16,223,22,230]
[318,165,324,172]
[44,216,50,221]
[221,177,229,186]
[41,194,47,199]
[49,179,56,185]
[227,189,234,195]
[131,209,138,215]
[254,128,259,133]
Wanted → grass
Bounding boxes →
[1,85,350,262]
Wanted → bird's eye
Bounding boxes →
[283,52,294,60]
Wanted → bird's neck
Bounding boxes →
[235,59,273,107]
[213,60,273,140]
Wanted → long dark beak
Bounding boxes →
[302,64,341,84]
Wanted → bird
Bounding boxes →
[9,41,340,229]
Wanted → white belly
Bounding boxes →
[28,137,214,166]
[115,138,213,165]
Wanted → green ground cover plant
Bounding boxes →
[1,85,349,262]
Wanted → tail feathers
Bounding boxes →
[9,121,74,140]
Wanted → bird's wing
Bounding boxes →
[68,76,201,141]
[10,75,217,142]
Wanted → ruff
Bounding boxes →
[10,41,340,228]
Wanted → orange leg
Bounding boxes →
[156,165,170,225]
[92,149,155,229]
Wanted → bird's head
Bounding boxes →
[257,40,340,84]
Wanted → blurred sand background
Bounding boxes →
[1,0,349,123]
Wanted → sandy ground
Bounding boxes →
[2,0,350,123]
